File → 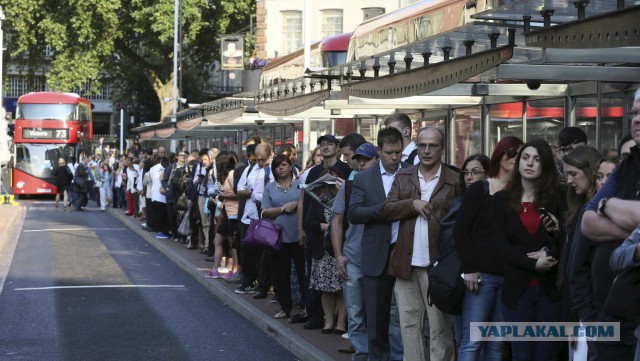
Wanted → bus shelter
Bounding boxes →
[135,0,640,167]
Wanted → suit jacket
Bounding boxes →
[382,164,461,280]
[348,161,391,277]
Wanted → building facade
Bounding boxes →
[255,0,400,59]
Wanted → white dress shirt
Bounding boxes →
[379,161,401,244]
[411,165,441,267]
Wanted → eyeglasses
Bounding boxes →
[461,168,486,177]
[178,154,186,157]
[417,143,442,151]
[505,148,518,159]
[558,145,577,154]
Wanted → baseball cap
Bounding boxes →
[353,142,379,159]
[89,161,97,167]
[317,134,338,145]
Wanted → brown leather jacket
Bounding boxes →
[382,164,461,280]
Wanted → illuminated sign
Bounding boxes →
[221,36,244,70]
[22,128,69,140]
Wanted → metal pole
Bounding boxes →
[303,0,311,71]
[173,0,179,115]
[120,108,124,155]
[595,82,602,151]
[0,6,4,114]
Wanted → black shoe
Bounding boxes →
[303,319,324,330]
[204,256,215,262]
[288,312,308,324]
[252,291,268,299]
[235,284,257,294]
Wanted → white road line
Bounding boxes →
[15,285,186,291]
[23,228,127,233]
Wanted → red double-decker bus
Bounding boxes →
[12,92,93,196]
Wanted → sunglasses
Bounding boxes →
[505,148,518,159]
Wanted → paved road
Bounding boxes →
[0,201,298,361]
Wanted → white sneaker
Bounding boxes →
[217,266,230,274]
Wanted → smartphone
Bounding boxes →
[538,208,557,226]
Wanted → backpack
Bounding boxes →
[255,166,271,213]
[426,180,489,315]
[407,148,418,165]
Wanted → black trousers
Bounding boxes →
[304,232,323,323]
[146,198,156,231]
[75,192,87,210]
[272,243,305,315]
[151,201,168,234]
[363,273,396,361]
[167,201,178,236]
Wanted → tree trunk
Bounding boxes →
[155,78,177,121]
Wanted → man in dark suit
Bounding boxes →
[348,126,405,361]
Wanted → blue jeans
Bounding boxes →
[389,291,403,361]
[343,262,368,359]
[502,284,565,361]
[458,273,504,361]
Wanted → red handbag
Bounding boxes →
[242,218,282,252]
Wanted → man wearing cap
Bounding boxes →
[348,127,405,361]
[331,142,378,360]
[296,134,351,329]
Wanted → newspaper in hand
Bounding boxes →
[299,173,341,211]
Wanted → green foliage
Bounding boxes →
[1,0,255,120]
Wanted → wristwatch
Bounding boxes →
[597,197,609,216]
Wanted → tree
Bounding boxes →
[1,0,255,121]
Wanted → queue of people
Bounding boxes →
[48,89,640,361]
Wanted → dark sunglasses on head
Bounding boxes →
[505,148,518,159]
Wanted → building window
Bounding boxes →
[282,11,303,55]
[7,75,48,98]
[322,9,343,38]
[362,7,385,21]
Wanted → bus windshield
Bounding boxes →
[325,52,347,68]
[17,103,76,121]
[14,143,77,180]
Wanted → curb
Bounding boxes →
[109,208,334,361]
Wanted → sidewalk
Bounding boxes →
[0,204,26,295]
[108,207,353,361]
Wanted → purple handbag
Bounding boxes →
[242,218,282,252]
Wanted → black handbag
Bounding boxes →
[426,201,465,315]
[426,180,489,315]
[603,267,640,323]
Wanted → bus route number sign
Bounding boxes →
[22,128,69,140]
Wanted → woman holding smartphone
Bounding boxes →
[491,139,566,360]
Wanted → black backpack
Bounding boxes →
[426,180,488,315]
[407,148,418,165]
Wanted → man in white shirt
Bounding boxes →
[384,113,419,165]
[382,127,461,361]
[235,143,273,295]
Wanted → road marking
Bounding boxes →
[23,227,127,233]
[15,284,186,291]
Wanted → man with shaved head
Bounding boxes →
[236,143,274,295]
